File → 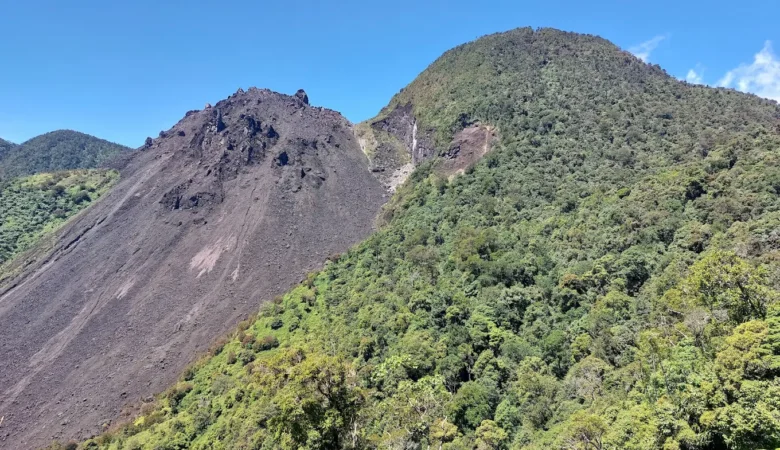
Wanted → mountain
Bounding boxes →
[0,88,388,448]
[0,130,131,179]
[9,27,780,449]
[0,138,16,159]
[58,27,780,450]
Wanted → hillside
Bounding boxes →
[66,28,780,450]
[0,130,131,179]
[0,169,118,266]
[0,133,125,274]
[0,88,388,449]
[0,137,15,159]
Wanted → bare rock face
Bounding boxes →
[356,103,493,191]
[0,88,387,449]
[372,103,436,165]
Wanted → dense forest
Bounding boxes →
[0,130,130,179]
[0,169,118,265]
[0,137,16,159]
[71,28,780,449]
[0,131,124,273]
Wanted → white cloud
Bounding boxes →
[686,68,704,84]
[718,41,780,101]
[629,35,668,62]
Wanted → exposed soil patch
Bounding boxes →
[438,124,496,176]
[357,106,495,191]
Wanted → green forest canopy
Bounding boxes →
[70,28,780,450]
[0,130,130,180]
[0,137,15,159]
[0,169,118,266]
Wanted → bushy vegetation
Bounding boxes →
[0,130,130,179]
[0,169,118,265]
[78,28,780,450]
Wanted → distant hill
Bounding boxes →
[0,130,132,179]
[0,137,16,159]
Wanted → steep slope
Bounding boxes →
[0,88,387,448]
[0,130,131,179]
[74,28,780,450]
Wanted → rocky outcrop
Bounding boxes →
[371,103,436,165]
[0,88,387,449]
[295,89,309,105]
[356,103,493,191]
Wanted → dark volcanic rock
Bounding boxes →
[372,103,436,164]
[0,88,386,449]
[357,103,439,191]
[295,89,309,105]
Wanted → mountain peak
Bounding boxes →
[358,25,779,189]
[0,85,388,448]
[0,130,131,179]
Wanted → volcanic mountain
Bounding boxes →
[4,26,780,450]
[0,88,388,448]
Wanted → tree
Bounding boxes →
[448,381,494,430]
[475,420,508,450]
[565,356,611,402]
[674,251,776,323]
[560,412,606,450]
[430,418,458,450]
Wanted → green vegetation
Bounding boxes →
[0,169,118,265]
[78,28,780,450]
[354,122,411,164]
[0,130,130,179]
[0,137,16,159]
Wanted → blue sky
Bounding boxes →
[1,0,778,147]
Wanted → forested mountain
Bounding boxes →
[0,130,131,179]
[0,137,16,159]
[56,28,780,449]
